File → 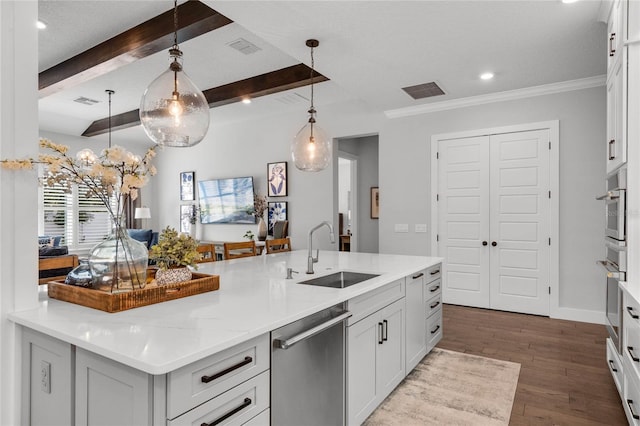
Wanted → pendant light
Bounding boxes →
[291,39,331,172]
[139,0,210,147]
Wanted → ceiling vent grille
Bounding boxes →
[227,38,262,55]
[73,96,100,106]
[402,82,445,100]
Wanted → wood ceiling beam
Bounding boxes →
[39,1,232,97]
[81,64,329,137]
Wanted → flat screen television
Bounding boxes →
[198,176,256,224]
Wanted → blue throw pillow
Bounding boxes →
[127,229,153,248]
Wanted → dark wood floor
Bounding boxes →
[436,304,628,425]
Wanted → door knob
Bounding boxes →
[482,241,488,246]
[491,241,497,247]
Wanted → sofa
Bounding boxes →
[38,235,77,283]
[126,229,159,249]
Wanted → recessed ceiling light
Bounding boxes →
[36,20,47,30]
[480,72,494,80]
[242,98,251,104]
[562,0,579,3]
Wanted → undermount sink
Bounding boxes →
[299,271,380,289]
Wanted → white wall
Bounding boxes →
[379,86,606,314]
[153,99,386,253]
[0,2,39,424]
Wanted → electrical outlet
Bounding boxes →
[394,224,409,233]
[415,224,427,233]
[41,361,51,394]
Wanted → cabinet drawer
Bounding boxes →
[243,408,269,426]
[425,278,441,300]
[607,337,623,396]
[426,264,441,283]
[624,360,640,426]
[168,370,269,426]
[626,291,640,329]
[348,279,405,325]
[167,334,269,419]
[426,311,443,352]
[426,293,442,318]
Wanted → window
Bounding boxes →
[40,180,115,252]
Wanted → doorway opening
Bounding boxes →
[335,134,379,253]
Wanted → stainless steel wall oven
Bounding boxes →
[597,169,627,242]
[597,168,627,354]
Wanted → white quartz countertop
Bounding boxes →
[9,250,441,375]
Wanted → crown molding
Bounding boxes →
[384,75,606,119]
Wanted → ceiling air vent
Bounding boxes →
[401,82,445,100]
[227,38,262,55]
[73,96,99,106]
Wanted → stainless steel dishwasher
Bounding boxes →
[271,303,351,426]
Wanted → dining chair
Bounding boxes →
[195,243,216,263]
[223,241,257,260]
[265,237,292,254]
[273,220,288,239]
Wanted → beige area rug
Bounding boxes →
[363,348,521,426]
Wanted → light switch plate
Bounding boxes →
[415,224,427,233]
[394,224,409,233]
[41,360,51,394]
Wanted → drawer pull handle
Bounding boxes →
[609,359,618,372]
[610,33,616,57]
[201,397,252,426]
[609,139,616,160]
[431,325,440,334]
[412,273,424,279]
[430,269,440,276]
[628,346,640,363]
[383,319,388,342]
[201,356,253,384]
[430,301,441,309]
[628,306,640,319]
[628,399,640,420]
[430,285,440,293]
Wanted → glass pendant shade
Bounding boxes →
[139,64,210,147]
[291,120,331,172]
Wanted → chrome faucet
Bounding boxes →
[307,221,335,274]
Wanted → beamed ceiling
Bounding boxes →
[37,1,607,147]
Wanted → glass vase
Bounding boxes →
[89,221,148,293]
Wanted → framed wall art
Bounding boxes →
[180,171,195,201]
[268,201,288,236]
[267,162,288,197]
[180,205,192,234]
[371,187,379,219]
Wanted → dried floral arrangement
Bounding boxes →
[149,226,202,270]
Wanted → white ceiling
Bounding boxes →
[37,0,607,146]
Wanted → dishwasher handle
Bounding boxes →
[273,311,352,350]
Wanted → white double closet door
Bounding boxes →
[438,129,550,316]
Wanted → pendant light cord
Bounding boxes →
[310,45,315,112]
[106,89,114,148]
[173,0,178,49]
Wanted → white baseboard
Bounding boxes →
[551,306,606,325]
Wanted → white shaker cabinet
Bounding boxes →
[75,348,154,426]
[405,269,427,373]
[23,329,270,426]
[347,297,405,426]
[606,51,627,174]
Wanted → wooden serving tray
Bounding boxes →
[47,272,220,313]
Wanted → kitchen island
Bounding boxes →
[11,250,442,425]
